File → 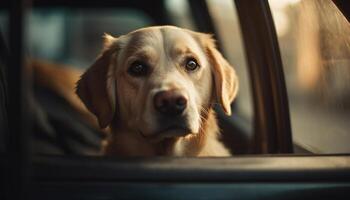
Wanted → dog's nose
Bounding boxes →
[154,90,187,116]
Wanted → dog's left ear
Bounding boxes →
[76,34,118,128]
[205,37,239,115]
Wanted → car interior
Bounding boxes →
[1,0,350,199]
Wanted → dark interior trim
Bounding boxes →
[32,182,350,200]
[7,0,27,200]
[188,0,217,34]
[333,0,350,22]
[33,155,350,182]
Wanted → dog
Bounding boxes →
[75,25,238,156]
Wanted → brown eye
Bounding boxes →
[128,61,148,77]
[185,58,199,71]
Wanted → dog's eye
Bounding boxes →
[185,58,199,71]
[128,61,148,77]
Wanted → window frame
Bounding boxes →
[234,0,293,154]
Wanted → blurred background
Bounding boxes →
[269,0,350,153]
[0,0,349,155]
[205,0,350,154]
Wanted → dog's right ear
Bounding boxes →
[76,34,117,128]
[204,35,239,116]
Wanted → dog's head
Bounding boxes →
[76,26,238,142]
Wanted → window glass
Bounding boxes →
[3,2,253,156]
[206,0,253,132]
[269,0,350,153]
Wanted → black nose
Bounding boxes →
[153,90,187,116]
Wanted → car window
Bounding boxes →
[269,0,350,153]
[10,0,256,156]
[7,0,344,156]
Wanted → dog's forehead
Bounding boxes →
[125,26,202,52]
[161,27,199,46]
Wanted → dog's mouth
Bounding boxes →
[139,125,192,142]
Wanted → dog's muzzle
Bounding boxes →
[141,89,193,141]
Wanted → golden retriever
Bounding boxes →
[74,26,238,156]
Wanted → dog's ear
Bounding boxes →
[76,34,117,128]
[205,37,239,115]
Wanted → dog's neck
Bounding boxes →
[103,108,221,156]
